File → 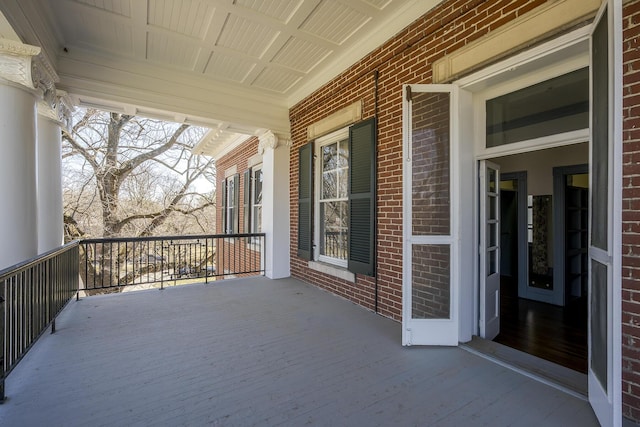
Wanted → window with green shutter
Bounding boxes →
[297,118,376,277]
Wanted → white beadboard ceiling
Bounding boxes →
[0,0,443,156]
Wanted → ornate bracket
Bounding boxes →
[0,38,61,121]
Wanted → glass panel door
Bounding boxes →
[479,160,500,340]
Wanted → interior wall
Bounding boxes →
[492,142,589,195]
[491,142,588,270]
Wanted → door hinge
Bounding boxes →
[405,85,412,102]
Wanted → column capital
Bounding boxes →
[257,130,278,155]
[38,90,74,131]
[0,38,41,89]
[0,38,59,110]
[257,131,292,155]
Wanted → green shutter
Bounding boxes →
[297,142,313,260]
[348,117,376,276]
[221,182,227,234]
[243,169,251,233]
[233,173,240,233]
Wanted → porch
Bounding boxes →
[0,276,597,426]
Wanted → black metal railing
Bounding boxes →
[0,233,265,401]
[323,230,348,260]
[79,233,265,292]
[0,241,79,401]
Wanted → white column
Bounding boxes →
[36,104,64,253]
[260,131,291,279]
[0,40,42,269]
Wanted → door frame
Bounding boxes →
[500,171,528,301]
[553,163,589,305]
[455,13,621,424]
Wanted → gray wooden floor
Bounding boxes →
[0,277,598,426]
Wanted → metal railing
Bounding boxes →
[0,241,79,401]
[0,233,264,401]
[80,233,265,292]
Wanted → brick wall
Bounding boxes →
[215,137,261,277]
[289,0,547,321]
[623,0,640,421]
[215,136,258,235]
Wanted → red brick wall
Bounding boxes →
[215,137,261,276]
[289,0,548,322]
[215,136,259,235]
[623,0,640,421]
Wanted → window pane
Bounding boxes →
[486,68,589,147]
[320,200,348,260]
[252,206,262,233]
[338,139,349,168]
[323,144,337,171]
[338,168,348,198]
[322,171,338,199]
[412,92,450,236]
[253,169,262,205]
[411,244,450,319]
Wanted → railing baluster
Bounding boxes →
[0,278,5,402]
[0,242,79,401]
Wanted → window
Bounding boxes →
[316,128,349,266]
[221,174,239,234]
[297,117,376,277]
[486,68,589,148]
[252,166,263,234]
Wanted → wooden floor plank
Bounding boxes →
[0,277,598,426]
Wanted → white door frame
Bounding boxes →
[455,11,621,424]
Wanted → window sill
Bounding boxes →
[308,261,355,283]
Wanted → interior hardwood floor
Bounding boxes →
[494,276,588,373]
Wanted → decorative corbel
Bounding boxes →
[257,130,278,155]
[0,38,41,89]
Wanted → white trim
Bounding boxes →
[313,126,350,268]
[474,129,590,160]
[610,1,623,426]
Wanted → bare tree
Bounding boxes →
[62,108,216,240]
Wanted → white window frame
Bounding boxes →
[224,175,237,234]
[313,126,350,268]
[251,165,263,235]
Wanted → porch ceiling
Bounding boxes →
[0,0,443,156]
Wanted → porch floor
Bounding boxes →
[0,277,598,426]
